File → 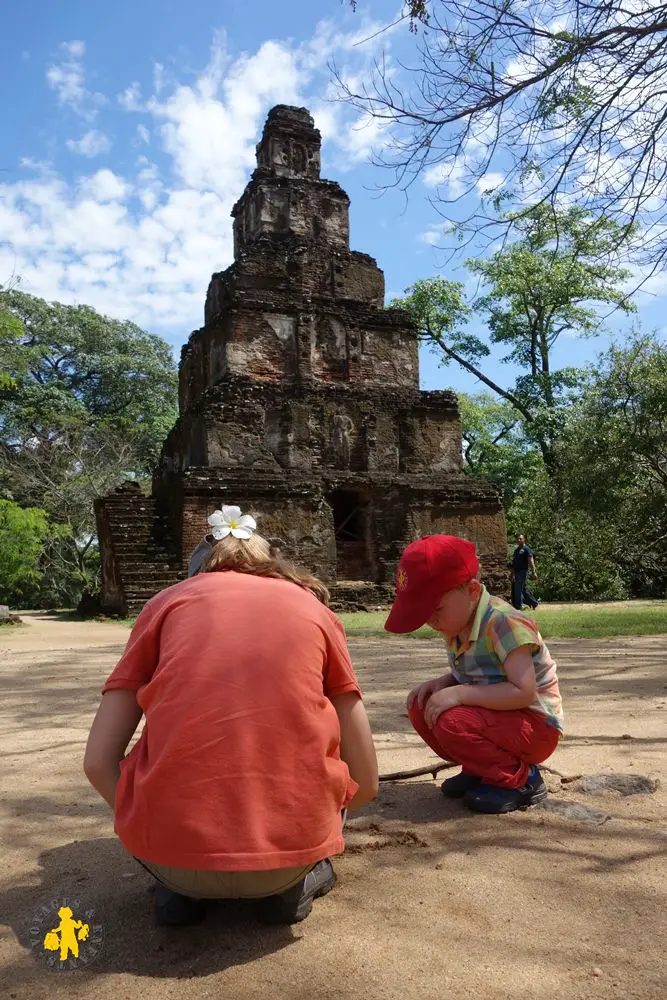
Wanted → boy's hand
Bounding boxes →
[407,677,445,712]
[424,686,464,729]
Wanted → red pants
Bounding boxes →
[408,702,560,788]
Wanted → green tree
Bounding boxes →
[457,392,541,506]
[394,205,635,478]
[508,474,629,602]
[562,333,667,596]
[501,333,667,601]
[0,500,49,605]
[1,290,177,467]
[0,290,178,605]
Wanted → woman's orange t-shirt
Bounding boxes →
[102,571,362,871]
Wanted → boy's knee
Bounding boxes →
[407,701,425,730]
[435,705,481,736]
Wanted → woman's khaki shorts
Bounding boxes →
[138,861,313,900]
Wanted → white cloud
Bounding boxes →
[66,129,112,157]
[79,169,128,202]
[153,62,166,95]
[476,172,505,195]
[424,160,467,198]
[118,82,143,111]
[3,18,392,334]
[151,38,301,198]
[339,111,388,164]
[46,40,106,120]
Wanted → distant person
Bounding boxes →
[511,534,539,610]
[84,505,378,926]
[385,535,563,814]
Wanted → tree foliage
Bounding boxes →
[463,334,667,601]
[0,291,178,606]
[343,1,667,265]
[1,290,177,467]
[393,206,634,476]
[509,474,630,602]
[561,333,667,596]
[457,392,541,507]
[0,500,49,606]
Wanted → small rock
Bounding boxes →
[573,773,659,797]
[593,968,603,977]
[620,734,633,740]
[536,799,611,825]
[435,863,444,870]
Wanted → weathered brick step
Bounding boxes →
[105,518,160,530]
[106,501,164,511]
[121,566,183,585]
[121,570,181,582]
[114,555,177,566]
[113,540,177,552]
[125,580,178,607]
[104,507,160,518]
[117,545,177,555]
[117,555,177,565]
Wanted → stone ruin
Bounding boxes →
[96,105,507,615]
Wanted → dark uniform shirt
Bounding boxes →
[512,544,534,573]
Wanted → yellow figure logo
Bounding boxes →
[397,566,408,591]
[42,906,90,962]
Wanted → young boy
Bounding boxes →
[385,535,563,814]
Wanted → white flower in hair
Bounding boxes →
[208,505,257,540]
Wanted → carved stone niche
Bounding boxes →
[256,105,321,180]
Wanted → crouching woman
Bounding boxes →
[83,507,378,926]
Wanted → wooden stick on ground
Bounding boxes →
[379,761,582,783]
[379,762,457,782]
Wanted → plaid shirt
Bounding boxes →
[446,587,564,733]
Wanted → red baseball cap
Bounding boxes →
[384,535,480,634]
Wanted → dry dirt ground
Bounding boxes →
[1,612,666,1000]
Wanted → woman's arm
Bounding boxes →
[83,690,143,808]
[329,692,379,813]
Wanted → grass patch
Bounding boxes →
[15,601,666,640]
[339,600,667,640]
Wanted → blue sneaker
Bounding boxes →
[463,766,548,814]
[441,771,481,799]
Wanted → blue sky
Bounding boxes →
[1,0,662,396]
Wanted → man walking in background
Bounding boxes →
[511,534,539,611]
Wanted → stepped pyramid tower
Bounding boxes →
[96,105,507,614]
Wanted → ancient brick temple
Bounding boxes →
[96,105,507,615]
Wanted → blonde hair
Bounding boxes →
[201,532,329,605]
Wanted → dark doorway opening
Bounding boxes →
[330,490,373,580]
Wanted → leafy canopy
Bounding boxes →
[0,289,178,468]
[393,205,635,475]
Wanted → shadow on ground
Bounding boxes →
[1,837,296,990]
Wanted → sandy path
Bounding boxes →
[1,615,666,1000]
